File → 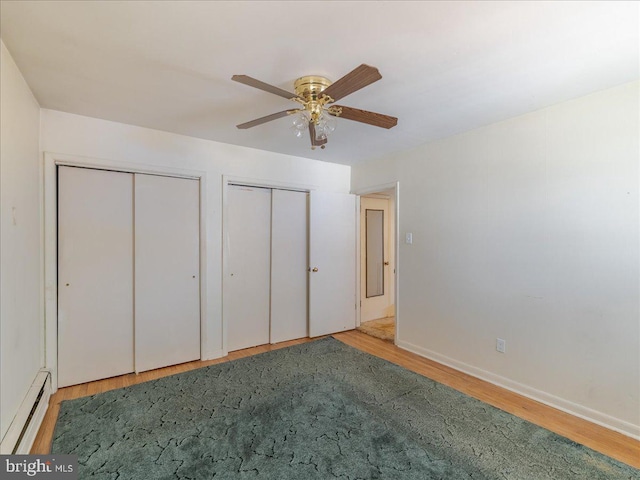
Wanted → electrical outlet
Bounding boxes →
[496,338,506,353]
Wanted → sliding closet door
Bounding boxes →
[270,189,308,343]
[224,186,271,352]
[309,191,357,337]
[58,166,134,387]
[134,174,200,373]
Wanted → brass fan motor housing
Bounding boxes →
[294,76,332,102]
[292,76,338,127]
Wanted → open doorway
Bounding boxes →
[357,186,397,343]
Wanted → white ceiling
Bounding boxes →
[1,1,638,166]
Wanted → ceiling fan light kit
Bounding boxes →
[232,64,398,150]
[290,75,339,147]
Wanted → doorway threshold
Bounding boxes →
[357,317,395,342]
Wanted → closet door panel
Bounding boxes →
[309,191,357,337]
[270,190,308,343]
[224,186,271,352]
[58,166,134,387]
[134,174,200,373]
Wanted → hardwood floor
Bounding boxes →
[32,331,640,469]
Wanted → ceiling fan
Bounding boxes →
[232,64,398,150]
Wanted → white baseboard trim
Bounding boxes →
[396,340,640,440]
[361,310,389,324]
[0,370,52,454]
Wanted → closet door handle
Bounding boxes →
[309,267,318,272]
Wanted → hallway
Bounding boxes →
[357,316,395,342]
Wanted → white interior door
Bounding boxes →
[270,189,308,343]
[58,166,134,387]
[134,174,201,373]
[309,191,357,337]
[224,186,271,351]
[360,197,392,322]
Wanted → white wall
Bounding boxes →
[40,109,351,363]
[352,81,640,437]
[0,41,43,440]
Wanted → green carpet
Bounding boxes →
[52,337,638,479]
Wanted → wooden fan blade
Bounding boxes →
[331,105,397,129]
[232,75,301,100]
[309,123,327,147]
[321,64,382,102]
[236,110,295,129]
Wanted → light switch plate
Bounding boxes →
[405,232,413,244]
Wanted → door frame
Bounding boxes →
[354,182,400,343]
[221,175,315,355]
[43,152,208,392]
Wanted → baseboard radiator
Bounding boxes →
[0,370,51,454]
